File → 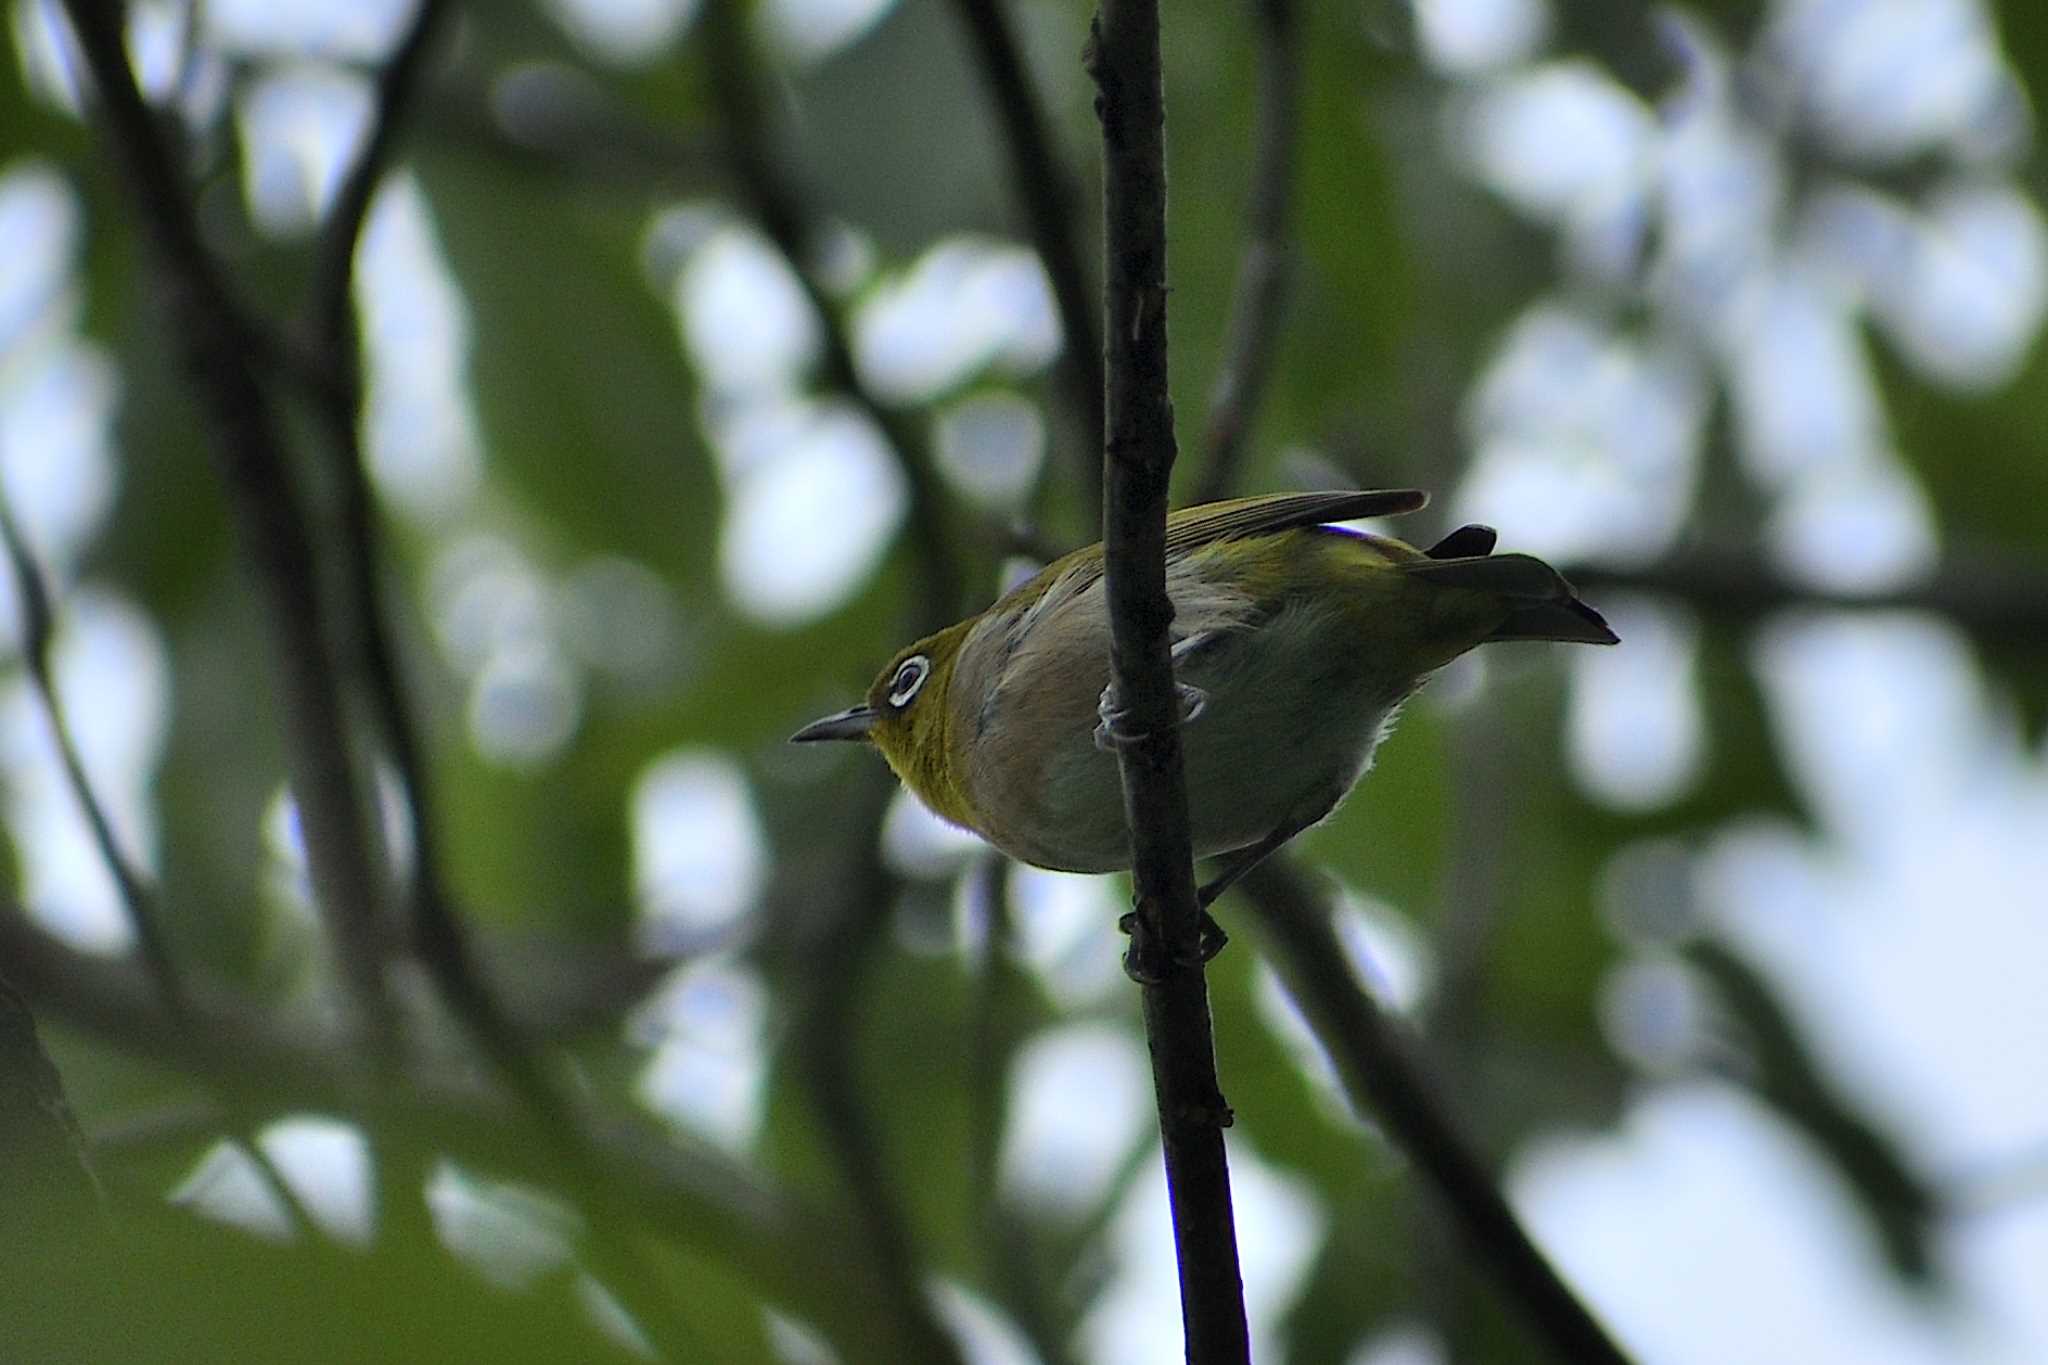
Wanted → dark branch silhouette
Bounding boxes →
[1195,0,1301,504]
[947,0,1106,530]
[59,0,396,1061]
[701,0,964,635]
[1089,0,1251,1356]
[1243,858,1633,1365]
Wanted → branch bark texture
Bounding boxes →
[1090,3,1251,1358]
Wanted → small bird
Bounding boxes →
[792,490,1615,970]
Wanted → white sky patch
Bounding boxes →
[425,1161,582,1291]
[257,1114,375,1247]
[758,0,898,66]
[1513,1082,2015,1364]
[630,748,767,945]
[169,1140,299,1243]
[933,390,1045,512]
[545,0,697,66]
[357,172,485,522]
[679,227,819,396]
[466,640,582,768]
[1457,305,1705,565]
[1652,101,1785,334]
[714,399,907,626]
[762,1309,839,1365]
[1766,456,1939,594]
[576,1274,658,1359]
[2,589,169,953]
[1567,597,1704,810]
[852,238,1060,404]
[1458,61,1654,229]
[1347,1322,1449,1365]
[0,160,77,353]
[204,0,415,61]
[1,338,119,582]
[425,534,553,678]
[1704,614,2048,1172]
[629,957,769,1153]
[1870,183,2048,390]
[235,63,372,236]
[1413,0,1549,76]
[1723,257,1889,488]
[1080,1137,1324,1365]
[880,784,986,880]
[11,1,84,115]
[1005,866,1128,1009]
[1764,0,2013,166]
[927,1280,1036,1365]
[1000,1023,1152,1218]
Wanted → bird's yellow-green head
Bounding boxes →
[789,617,982,830]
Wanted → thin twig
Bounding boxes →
[964,858,1079,1365]
[1568,546,2048,644]
[779,770,969,1365]
[59,0,396,1061]
[945,0,1105,529]
[0,496,186,1016]
[700,0,963,633]
[294,8,709,1352]
[1194,0,1300,505]
[1242,858,1633,1365]
[304,0,453,359]
[1088,0,1250,1357]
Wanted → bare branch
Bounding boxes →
[701,0,964,635]
[1088,0,1250,1356]
[1242,858,1633,1365]
[1568,546,2048,643]
[946,0,1105,529]
[771,770,970,1365]
[0,495,186,1016]
[59,0,396,1059]
[304,0,454,365]
[1194,0,1300,505]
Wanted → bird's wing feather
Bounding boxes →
[1163,490,1428,558]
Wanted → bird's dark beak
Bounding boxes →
[789,704,877,744]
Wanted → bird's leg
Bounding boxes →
[1194,803,1330,922]
[1094,631,1216,752]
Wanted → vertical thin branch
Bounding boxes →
[1242,858,1633,1365]
[701,0,962,633]
[945,0,1105,529]
[59,0,396,1060]
[1194,0,1300,505]
[0,498,186,1017]
[966,857,1079,1365]
[292,9,711,1353]
[791,772,969,1365]
[1088,0,1250,1358]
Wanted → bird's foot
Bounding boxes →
[1117,904,1229,983]
[1094,680,1208,752]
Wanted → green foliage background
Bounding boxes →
[3,0,2046,1361]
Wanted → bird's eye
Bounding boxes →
[888,654,930,707]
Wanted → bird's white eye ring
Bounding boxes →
[888,655,930,707]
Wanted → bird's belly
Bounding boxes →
[968,657,1395,875]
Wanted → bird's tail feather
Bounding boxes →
[1400,534,1619,645]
